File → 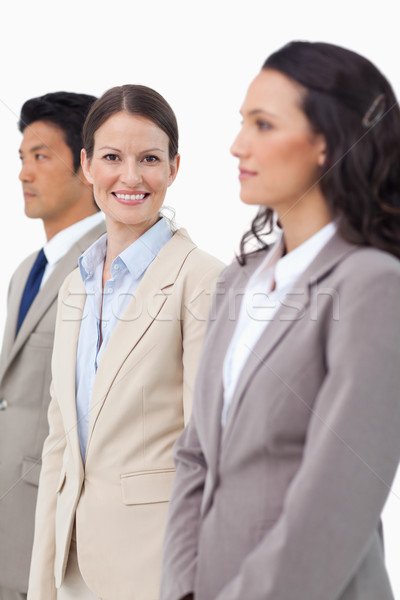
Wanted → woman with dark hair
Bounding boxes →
[161,42,400,600]
[27,85,224,600]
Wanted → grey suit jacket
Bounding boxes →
[0,221,105,593]
[161,232,400,600]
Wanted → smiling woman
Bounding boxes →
[26,85,225,600]
[81,111,179,252]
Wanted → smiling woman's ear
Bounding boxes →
[81,148,93,185]
[168,153,180,185]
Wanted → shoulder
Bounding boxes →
[75,220,107,253]
[332,244,400,287]
[215,248,267,289]
[184,246,225,277]
[173,228,226,281]
[58,266,83,298]
[6,250,40,296]
[11,250,39,276]
[318,244,400,330]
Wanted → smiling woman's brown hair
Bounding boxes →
[82,84,179,161]
[239,41,400,263]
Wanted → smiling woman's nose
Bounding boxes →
[121,161,142,186]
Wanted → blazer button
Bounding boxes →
[0,398,8,410]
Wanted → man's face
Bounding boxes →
[19,120,84,228]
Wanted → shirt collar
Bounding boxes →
[274,221,337,290]
[43,212,105,267]
[79,217,172,282]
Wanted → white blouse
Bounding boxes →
[222,222,337,426]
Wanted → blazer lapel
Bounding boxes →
[55,273,87,470]
[0,254,36,380]
[3,222,105,374]
[221,232,357,446]
[85,229,198,456]
[198,254,262,513]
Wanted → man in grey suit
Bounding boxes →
[0,91,105,600]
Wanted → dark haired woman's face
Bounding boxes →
[231,69,326,219]
[81,111,179,237]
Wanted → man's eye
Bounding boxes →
[35,153,47,160]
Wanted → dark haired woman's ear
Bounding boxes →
[317,150,326,167]
[316,136,327,167]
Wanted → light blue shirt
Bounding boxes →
[75,218,173,460]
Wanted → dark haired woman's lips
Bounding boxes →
[238,168,257,180]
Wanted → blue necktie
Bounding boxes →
[16,248,48,334]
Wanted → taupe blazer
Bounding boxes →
[0,221,105,594]
[27,228,224,600]
[161,232,400,600]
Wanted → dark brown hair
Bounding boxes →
[19,91,96,172]
[239,41,400,262]
[82,84,178,160]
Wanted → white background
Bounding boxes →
[1,0,399,595]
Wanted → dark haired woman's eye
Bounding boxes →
[104,154,119,161]
[256,120,271,131]
[143,155,159,164]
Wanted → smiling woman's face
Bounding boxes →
[81,111,179,237]
[230,69,326,220]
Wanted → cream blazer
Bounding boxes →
[27,228,224,600]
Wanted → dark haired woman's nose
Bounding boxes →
[230,130,247,158]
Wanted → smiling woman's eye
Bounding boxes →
[143,155,159,164]
[104,154,120,161]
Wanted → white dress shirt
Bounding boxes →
[41,212,105,287]
[75,217,173,460]
[222,222,336,426]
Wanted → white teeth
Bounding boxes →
[115,193,146,200]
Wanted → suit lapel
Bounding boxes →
[0,254,36,379]
[55,273,87,469]
[3,223,105,375]
[221,232,357,446]
[85,229,197,456]
[198,254,261,511]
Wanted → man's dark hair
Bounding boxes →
[19,91,96,172]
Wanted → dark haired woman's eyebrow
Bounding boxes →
[247,109,277,118]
